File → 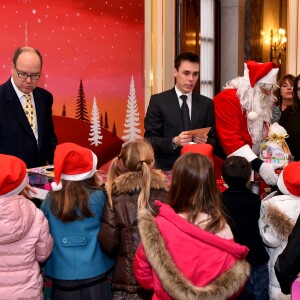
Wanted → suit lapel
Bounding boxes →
[5,81,36,139]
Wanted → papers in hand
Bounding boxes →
[29,187,49,200]
[186,127,211,135]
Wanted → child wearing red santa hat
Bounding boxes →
[214,61,282,186]
[40,142,114,300]
[259,162,300,300]
[0,154,53,299]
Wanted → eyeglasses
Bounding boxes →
[15,67,41,80]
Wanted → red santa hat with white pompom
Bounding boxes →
[242,60,279,121]
[51,143,98,191]
[0,154,28,198]
[277,162,300,196]
[244,60,279,88]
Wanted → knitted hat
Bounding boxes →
[0,154,27,198]
[181,144,214,165]
[51,143,98,191]
[277,162,300,196]
[244,60,279,88]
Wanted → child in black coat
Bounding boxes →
[221,155,269,300]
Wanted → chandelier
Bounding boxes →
[270,28,287,65]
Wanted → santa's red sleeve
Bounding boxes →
[214,89,256,161]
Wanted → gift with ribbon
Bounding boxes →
[259,122,291,165]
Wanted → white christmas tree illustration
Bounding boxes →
[89,96,103,146]
[122,76,142,142]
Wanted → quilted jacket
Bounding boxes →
[0,195,53,299]
[98,169,168,295]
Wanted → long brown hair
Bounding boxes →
[168,152,226,233]
[106,140,154,210]
[50,175,103,223]
[274,74,295,107]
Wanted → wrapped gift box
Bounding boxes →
[259,143,289,166]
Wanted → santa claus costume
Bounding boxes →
[214,61,280,185]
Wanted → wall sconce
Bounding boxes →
[270,28,287,65]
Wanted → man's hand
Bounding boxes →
[174,132,192,147]
[193,134,208,144]
[22,183,37,199]
[259,162,282,186]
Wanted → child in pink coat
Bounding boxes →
[134,153,250,300]
[0,154,53,299]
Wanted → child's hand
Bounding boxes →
[22,184,37,199]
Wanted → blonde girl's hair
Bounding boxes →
[168,152,227,234]
[106,140,154,210]
[49,174,104,223]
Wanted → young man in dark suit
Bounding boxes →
[0,46,57,169]
[144,52,215,171]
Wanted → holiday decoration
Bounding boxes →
[259,122,291,165]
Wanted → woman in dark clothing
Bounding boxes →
[272,74,295,123]
[279,74,300,161]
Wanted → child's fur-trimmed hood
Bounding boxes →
[138,208,250,300]
[112,169,168,195]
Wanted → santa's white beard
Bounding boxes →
[237,84,275,154]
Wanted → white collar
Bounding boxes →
[174,86,192,101]
[11,77,33,99]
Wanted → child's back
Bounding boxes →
[42,189,114,280]
[98,140,168,299]
[41,143,114,299]
[222,186,269,267]
[134,153,250,300]
[0,154,53,299]
[221,156,269,300]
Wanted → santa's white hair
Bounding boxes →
[224,76,277,154]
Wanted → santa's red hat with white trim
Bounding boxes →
[51,143,98,191]
[0,154,27,198]
[277,162,300,196]
[243,60,279,88]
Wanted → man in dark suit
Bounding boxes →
[144,52,215,171]
[0,46,57,169]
